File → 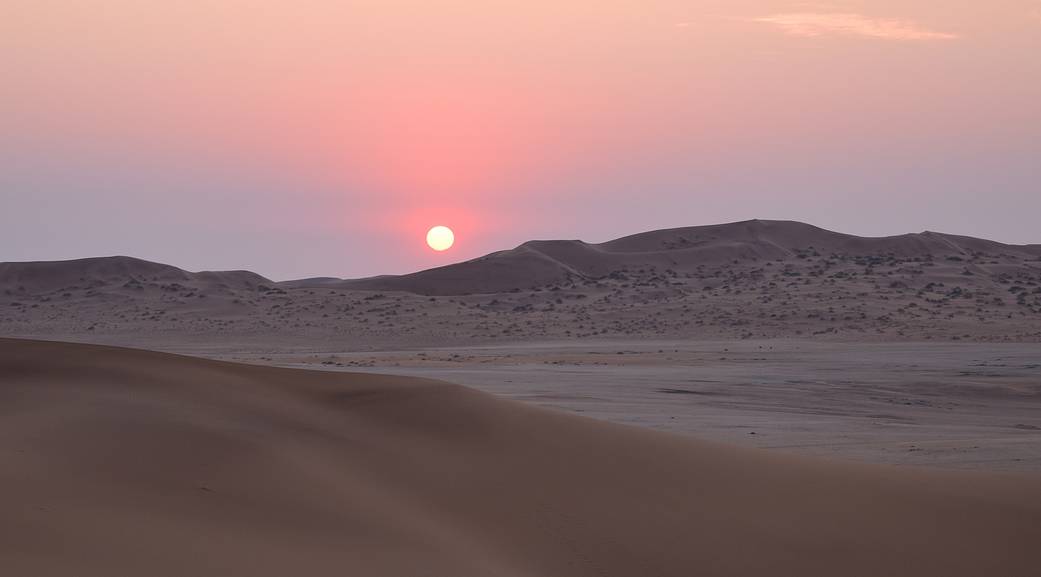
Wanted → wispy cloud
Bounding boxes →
[756,13,959,41]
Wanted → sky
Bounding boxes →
[3,1,1039,280]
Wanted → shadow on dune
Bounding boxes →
[2,338,1040,576]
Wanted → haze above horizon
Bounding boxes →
[3,1,1039,280]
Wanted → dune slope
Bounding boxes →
[0,255,269,294]
[2,338,1041,577]
[336,219,1041,295]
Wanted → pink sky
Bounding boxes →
[3,1,1039,279]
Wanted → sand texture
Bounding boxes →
[244,340,1041,471]
[3,338,1041,577]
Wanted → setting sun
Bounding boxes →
[426,225,455,251]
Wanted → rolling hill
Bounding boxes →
[320,220,1041,295]
[2,220,1040,344]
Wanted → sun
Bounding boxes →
[426,225,455,251]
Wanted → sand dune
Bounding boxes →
[338,219,1041,295]
[0,256,270,294]
[3,338,1040,576]
[333,244,575,295]
[4,220,1041,345]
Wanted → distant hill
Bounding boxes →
[0,256,271,295]
[306,220,1041,295]
[3,221,1040,345]
[5,221,1040,297]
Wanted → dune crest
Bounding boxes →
[335,219,1041,295]
[0,255,269,294]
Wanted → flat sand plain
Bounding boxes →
[195,340,1041,472]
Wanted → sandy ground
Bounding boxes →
[188,339,1041,472]
[2,222,1040,475]
[3,338,1041,577]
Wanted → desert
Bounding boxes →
[5,1,1041,573]
[3,338,1041,577]
[3,221,1041,574]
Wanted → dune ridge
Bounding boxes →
[3,220,1041,344]
[2,338,1041,576]
[0,255,270,295]
[335,220,1041,295]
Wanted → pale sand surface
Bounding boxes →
[3,338,1041,576]
[196,339,1041,472]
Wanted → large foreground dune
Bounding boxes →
[2,338,1040,576]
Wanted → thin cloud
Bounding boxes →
[756,12,959,41]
